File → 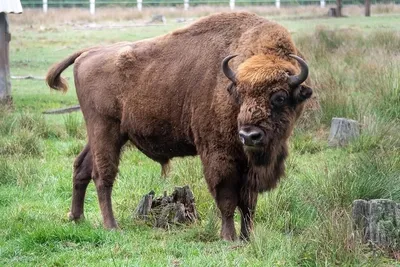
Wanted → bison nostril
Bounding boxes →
[249,131,262,142]
[239,127,265,146]
[239,131,247,142]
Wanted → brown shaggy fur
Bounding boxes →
[46,12,313,241]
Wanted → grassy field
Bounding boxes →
[1,8,400,266]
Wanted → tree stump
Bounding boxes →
[134,186,199,228]
[352,199,400,249]
[328,8,337,17]
[328,117,360,147]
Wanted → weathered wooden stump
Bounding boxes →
[328,117,360,147]
[352,199,400,248]
[328,8,337,17]
[134,186,199,228]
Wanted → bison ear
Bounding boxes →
[299,85,313,101]
[293,84,313,102]
[227,83,241,104]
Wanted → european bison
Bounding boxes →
[46,12,313,241]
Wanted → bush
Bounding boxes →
[0,130,43,157]
[0,111,62,139]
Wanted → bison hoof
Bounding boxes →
[68,212,85,222]
[221,231,237,242]
[103,220,119,230]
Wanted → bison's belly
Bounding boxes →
[130,134,197,163]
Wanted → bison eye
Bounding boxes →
[270,91,288,108]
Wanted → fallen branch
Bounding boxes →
[12,75,45,80]
[43,105,81,114]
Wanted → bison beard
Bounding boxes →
[46,12,312,241]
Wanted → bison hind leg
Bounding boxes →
[88,118,127,229]
[69,144,92,222]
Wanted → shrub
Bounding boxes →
[0,111,62,139]
[0,130,43,157]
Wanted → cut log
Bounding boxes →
[328,117,360,147]
[352,199,400,248]
[134,186,199,228]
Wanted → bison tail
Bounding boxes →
[46,49,89,93]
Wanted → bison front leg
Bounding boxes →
[69,144,92,222]
[201,153,241,241]
[238,190,258,241]
[216,182,239,241]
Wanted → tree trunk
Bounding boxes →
[336,0,342,17]
[365,0,371,17]
[0,12,11,105]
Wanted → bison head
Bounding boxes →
[222,54,312,163]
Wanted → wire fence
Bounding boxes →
[20,0,400,8]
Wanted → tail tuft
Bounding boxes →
[46,49,93,93]
[46,66,69,93]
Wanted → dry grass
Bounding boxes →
[9,4,400,26]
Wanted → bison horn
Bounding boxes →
[222,55,238,84]
[288,54,309,87]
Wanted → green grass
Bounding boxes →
[1,12,400,266]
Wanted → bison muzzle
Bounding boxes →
[46,12,313,241]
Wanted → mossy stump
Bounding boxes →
[134,185,199,228]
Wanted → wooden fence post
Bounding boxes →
[0,13,11,105]
[43,0,48,13]
[137,0,143,12]
[229,0,235,10]
[184,0,189,11]
[90,0,95,15]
